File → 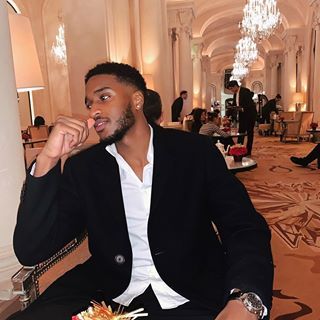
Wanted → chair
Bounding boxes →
[27,125,49,147]
[282,111,314,142]
[24,147,43,168]
[273,111,295,136]
[11,232,90,310]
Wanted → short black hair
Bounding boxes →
[143,89,162,124]
[276,94,282,99]
[227,80,239,88]
[207,111,219,121]
[34,116,45,127]
[85,62,147,95]
[180,90,187,96]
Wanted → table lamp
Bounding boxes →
[293,92,304,112]
[8,13,44,124]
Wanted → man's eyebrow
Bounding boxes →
[94,86,111,94]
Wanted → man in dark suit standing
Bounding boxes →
[227,80,257,156]
[12,63,273,320]
[171,90,187,122]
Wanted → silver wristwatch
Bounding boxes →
[229,290,264,318]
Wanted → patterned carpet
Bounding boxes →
[236,133,320,320]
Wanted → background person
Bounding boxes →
[199,111,234,149]
[171,90,187,122]
[12,62,273,320]
[261,94,281,124]
[227,80,257,156]
[33,115,45,128]
[190,108,207,133]
[143,89,163,125]
[290,144,320,169]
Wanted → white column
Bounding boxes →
[0,2,25,300]
[178,9,194,115]
[202,55,211,109]
[312,18,320,121]
[192,38,203,108]
[283,35,297,110]
[139,0,173,122]
[270,56,278,98]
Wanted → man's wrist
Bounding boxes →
[228,289,267,319]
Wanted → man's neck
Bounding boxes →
[115,123,151,181]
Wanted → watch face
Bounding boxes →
[243,292,263,313]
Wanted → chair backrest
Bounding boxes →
[279,111,295,120]
[299,112,314,135]
[25,147,43,168]
[28,125,49,140]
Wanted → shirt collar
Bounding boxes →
[106,125,154,165]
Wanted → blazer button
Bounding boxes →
[114,254,125,264]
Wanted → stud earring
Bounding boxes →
[137,105,140,110]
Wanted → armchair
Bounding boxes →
[281,112,314,142]
[11,232,90,310]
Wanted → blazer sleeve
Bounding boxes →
[204,141,274,309]
[239,88,255,112]
[13,159,86,266]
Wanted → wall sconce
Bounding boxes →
[293,92,304,112]
[143,74,154,90]
[9,13,44,124]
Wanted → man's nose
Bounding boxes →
[89,104,101,119]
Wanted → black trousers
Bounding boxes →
[238,114,256,155]
[8,261,217,320]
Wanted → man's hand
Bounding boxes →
[215,300,259,320]
[34,116,94,177]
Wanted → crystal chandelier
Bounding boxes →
[240,0,281,41]
[51,24,67,65]
[232,61,249,80]
[235,36,258,66]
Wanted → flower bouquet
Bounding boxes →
[72,301,148,320]
[22,132,31,141]
[310,122,318,130]
[229,144,247,162]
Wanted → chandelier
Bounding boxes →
[51,24,67,65]
[240,0,281,41]
[235,36,258,66]
[232,61,249,80]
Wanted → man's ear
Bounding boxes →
[133,91,144,110]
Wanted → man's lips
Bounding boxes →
[93,119,109,133]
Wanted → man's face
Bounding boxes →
[181,92,188,100]
[85,74,136,144]
[228,85,239,94]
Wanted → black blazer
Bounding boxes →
[171,97,183,121]
[14,125,273,314]
[233,87,257,120]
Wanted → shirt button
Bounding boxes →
[114,254,125,264]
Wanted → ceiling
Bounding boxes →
[177,0,308,73]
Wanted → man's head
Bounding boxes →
[84,62,147,144]
[180,90,188,100]
[227,80,240,94]
[275,94,282,102]
[143,89,163,125]
[207,111,220,125]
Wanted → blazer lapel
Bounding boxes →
[150,126,175,213]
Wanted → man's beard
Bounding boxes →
[100,104,135,145]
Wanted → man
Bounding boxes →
[261,94,281,124]
[171,90,187,122]
[227,80,257,156]
[13,62,273,320]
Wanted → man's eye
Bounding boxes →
[100,94,110,101]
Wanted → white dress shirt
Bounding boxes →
[106,126,189,309]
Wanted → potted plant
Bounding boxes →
[310,122,318,130]
[229,144,247,162]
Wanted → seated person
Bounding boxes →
[191,108,207,133]
[34,115,45,128]
[290,144,320,169]
[199,112,234,149]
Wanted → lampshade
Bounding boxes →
[143,74,154,90]
[9,13,44,92]
[293,92,304,104]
